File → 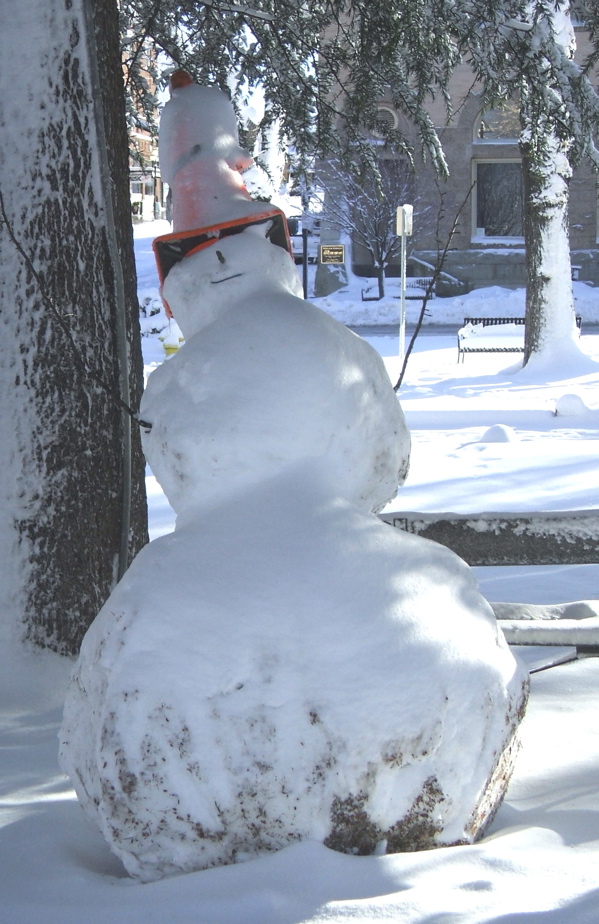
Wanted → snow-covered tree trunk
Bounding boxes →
[0,0,147,655]
[521,2,581,365]
[521,135,578,362]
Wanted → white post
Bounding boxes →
[396,204,413,359]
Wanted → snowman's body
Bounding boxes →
[140,230,408,520]
[59,86,528,883]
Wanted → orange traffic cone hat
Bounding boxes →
[153,72,292,311]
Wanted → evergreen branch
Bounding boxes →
[197,0,275,20]
[123,0,163,92]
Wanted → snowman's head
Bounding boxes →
[162,223,302,339]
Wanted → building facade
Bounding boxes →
[124,38,166,222]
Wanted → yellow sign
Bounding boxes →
[319,244,345,265]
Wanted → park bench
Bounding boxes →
[457,315,582,362]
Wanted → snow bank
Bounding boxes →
[314,281,599,328]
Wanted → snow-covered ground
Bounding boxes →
[1,220,599,922]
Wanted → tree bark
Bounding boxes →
[0,0,147,655]
[376,263,386,299]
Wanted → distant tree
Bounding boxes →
[0,0,147,655]
[313,154,428,299]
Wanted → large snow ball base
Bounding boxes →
[59,492,528,881]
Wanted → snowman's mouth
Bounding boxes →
[211,273,243,284]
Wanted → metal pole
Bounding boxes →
[400,213,406,360]
[301,189,310,299]
[396,204,413,361]
[302,225,309,298]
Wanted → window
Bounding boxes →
[475,102,520,142]
[474,161,524,238]
[372,105,398,138]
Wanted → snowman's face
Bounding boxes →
[162,224,302,339]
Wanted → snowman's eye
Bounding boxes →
[216,250,225,264]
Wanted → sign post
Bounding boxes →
[301,212,313,298]
[396,204,413,360]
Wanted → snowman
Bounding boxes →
[59,77,528,882]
